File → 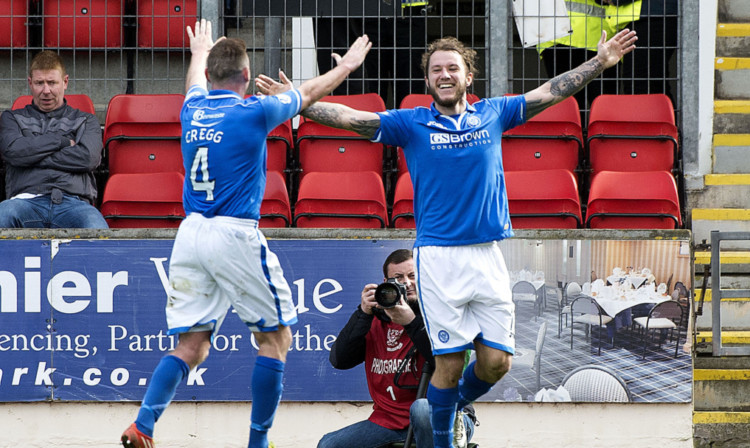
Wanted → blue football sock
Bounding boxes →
[135,355,190,437]
[427,383,459,448]
[248,356,285,448]
[457,361,494,409]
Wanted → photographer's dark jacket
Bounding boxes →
[0,100,103,204]
[330,304,432,429]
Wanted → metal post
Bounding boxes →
[487,0,511,97]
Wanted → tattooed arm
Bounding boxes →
[524,28,637,119]
[301,102,381,139]
[255,69,381,139]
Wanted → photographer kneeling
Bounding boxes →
[318,249,476,448]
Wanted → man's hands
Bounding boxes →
[360,284,415,326]
[596,28,637,70]
[331,35,372,74]
[255,35,371,98]
[186,19,224,57]
[255,70,294,96]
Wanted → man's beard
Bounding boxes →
[428,81,466,109]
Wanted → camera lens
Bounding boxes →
[374,282,401,308]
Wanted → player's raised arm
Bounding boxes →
[185,19,225,93]
[255,66,381,140]
[523,28,637,119]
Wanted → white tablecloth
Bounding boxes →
[590,288,670,317]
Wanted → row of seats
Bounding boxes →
[1,0,196,48]
[8,92,683,230]
[503,93,681,229]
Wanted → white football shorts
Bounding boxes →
[165,213,297,335]
[414,242,515,356]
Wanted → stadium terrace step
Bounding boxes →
[692,211,750,247]
[716,57,750,100]
[716,23,750,58]
[714,100,750,134]
[694,289,750,332]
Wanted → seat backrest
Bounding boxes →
[561,364,631,402]
[12,94,96,115]
[505,169,582,229]
[137,0,197,48]
[398,93,481,109]
[589,94,675,126]
[649,300,684,323]
[512,280,537,295]
[44,0,123,48]
[104,93,184,140]
[566,281,582,296]
[0,0,27,47]
[296,121,385,179]
[586,171,681,229]
[570,295,601,316]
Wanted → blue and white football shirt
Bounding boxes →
[181,86,302,219]
[374,95,527,247]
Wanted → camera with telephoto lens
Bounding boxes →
[374,278,408,309]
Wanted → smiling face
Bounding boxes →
[385,258,417,303]
[425,50,473,114]
[28,68,68,113]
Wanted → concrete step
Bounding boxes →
[716,23,750,58]
[714,100,750,134]
[693,411,750,448]
[719,0,750,22]
[694,289,750,331]
[716,57,750,100]
[694,368,750,411]
[689,174,750,205]
[711,138,750,173]
[691,211,750,247]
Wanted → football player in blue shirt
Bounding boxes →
[257,29,636,448]
[121,20,371,448]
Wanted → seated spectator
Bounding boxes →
[0,50,107,229]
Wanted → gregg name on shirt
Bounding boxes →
[184,109,225,144]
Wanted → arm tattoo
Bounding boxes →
[301,103,379,139]
[549,58,604,99]
[526,58,605,118]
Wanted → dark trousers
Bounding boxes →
[621,16,679,104]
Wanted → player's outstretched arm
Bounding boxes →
[297,35,372,110]
[255,70,381,139]
[185,19,225,93]
[523,28,637,119]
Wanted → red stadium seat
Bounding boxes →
[44,0,123,48]
[502,96,582,173]
[586,171,681,229]
[587,94,679,175]
[296,95,386,182]
[294,171,388,228]
[260,170,291,228]
[103,94,185,175]
[505,169,582,229]
[101,172,185,228]
[12,94,96,115]
[137,0,197,48]
[267,120,292,175]
[0,0,27,48]
[391,172,414,229]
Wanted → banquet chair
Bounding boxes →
[513,322,548,393]
[673,281,690,306]
[558,282,582,337]
[633,300,686,359]
[561,364,631,402]
[569,296,613,356]
[512,280,541,321]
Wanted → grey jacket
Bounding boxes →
[0,100,103,204]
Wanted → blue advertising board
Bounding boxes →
[0,238,413,402]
